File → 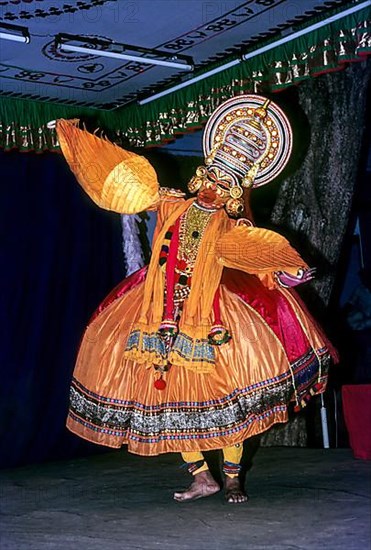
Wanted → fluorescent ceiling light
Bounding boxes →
[138,59,241,105]
[60,44,193,70]
[242,0,371,61]
[0,23,30,43]
[56,34,193,71]
[138,0,370,106]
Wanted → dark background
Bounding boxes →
[0,150,125,468]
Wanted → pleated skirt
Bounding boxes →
[67,267,333,455]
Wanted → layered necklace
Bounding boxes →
[178,202,216,268]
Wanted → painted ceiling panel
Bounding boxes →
[0,0,354,109]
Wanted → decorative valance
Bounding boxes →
[0,6,369,152]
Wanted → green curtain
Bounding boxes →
[0,5,369,152]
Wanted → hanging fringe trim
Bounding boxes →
[168,331,215,374]
[124,324,217,373]
[293,379,327,412]
[124,327,168,367]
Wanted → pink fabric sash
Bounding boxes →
[222,268,310,363]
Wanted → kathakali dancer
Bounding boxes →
[55,94,336,503]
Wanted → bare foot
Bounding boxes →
[224,476,248,504]
[174,470,220,502]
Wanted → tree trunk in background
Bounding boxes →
[261,59,371,447]
[272,59,371,308]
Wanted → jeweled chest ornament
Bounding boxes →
[178,203,214,267]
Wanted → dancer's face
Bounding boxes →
[196,183,228,209]
[196,166,231,209]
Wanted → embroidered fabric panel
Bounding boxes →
[69,379,291,438]
[126,330,168,362]
[69,348,330,442]
[293,347,329,400]
[124,329,215,365]
[170,332,215,364]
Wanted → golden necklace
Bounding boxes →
[178,203,215,267]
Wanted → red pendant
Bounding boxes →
[154,377,166,390]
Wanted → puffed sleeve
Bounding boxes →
[215,224,308,289]
[56,119,159,214]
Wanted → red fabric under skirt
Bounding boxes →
[342,384,371,460]
[66,266,333,455]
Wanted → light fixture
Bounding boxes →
[138,0,370,106]
[138,59,241,105]
[55,34,193,71]
[0,22,30,44]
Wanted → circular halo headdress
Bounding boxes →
[203,94,293,190]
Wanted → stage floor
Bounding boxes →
[1,447,370,550]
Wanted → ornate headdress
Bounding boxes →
[188,94,293,216]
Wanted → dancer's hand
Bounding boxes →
[275,267,316,288]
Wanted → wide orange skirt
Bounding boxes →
[67,267,332,456]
